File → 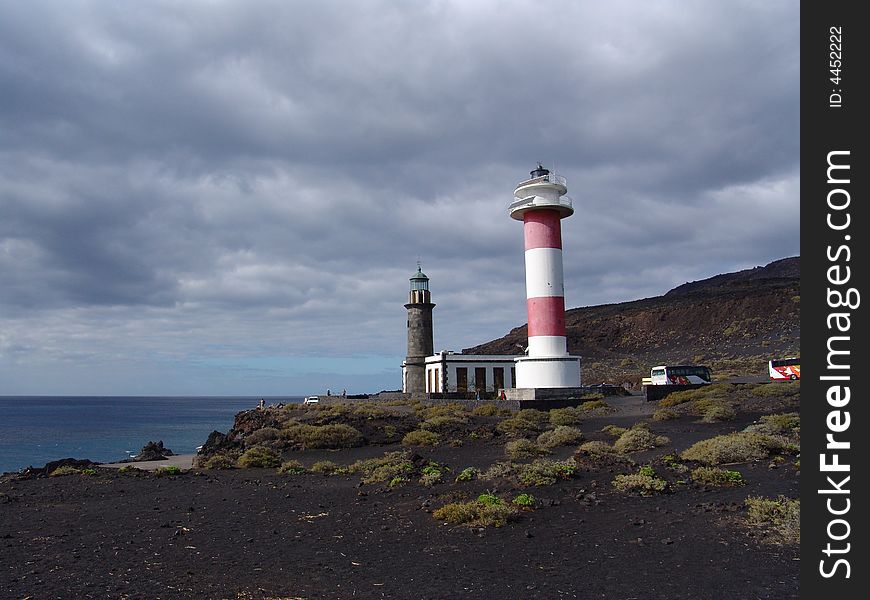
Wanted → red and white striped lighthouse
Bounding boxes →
[509,165,581,388]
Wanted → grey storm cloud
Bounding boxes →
[0,0,799,395]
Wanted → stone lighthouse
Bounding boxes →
[403,264,435,395]
[509,164,582,390]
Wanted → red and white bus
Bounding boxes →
[769,357,800,381]
[649,365,712,386]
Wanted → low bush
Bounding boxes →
[348,451,414,485]
[455,467,478,482]
[118,465,142,474]
[199,453,236,470]
[49,466,81,477]
[310,460,340,474]
[302,424,364,449]
[433,497,518,527]
[659,384,732,407]
[236,447,282,469]
[613,425,670,454]
[577,440,616,455]
[652,408,679,421]
[417,403,470,420]
[690,466,745,486]
[480,461,516,481]
[548,407,585,426]
[496,416,541,438]
[421,415,469,433]
[612,467,668,495]
[662,454,688,474]
[744,412,800,436]
[692,398,736,422]
[472,404,512,417]
[419,463,445,486]
[477,492,503,506]
[745,496,800,544]
[516,409,551,427]
[680,432,794,465]
[278,460,306,475]
[517,459,577,486]
[245,427,281,446]
[512,493,536,508]
[505,438,548,459]
[579,399,612,412]
[600,425,627,438]
[537,426,584,449]
[155,465,182,477]
[401,429,440,447]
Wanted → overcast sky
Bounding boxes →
[0,0,799,396]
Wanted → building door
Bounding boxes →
[475,368,487,393]
[511,367,516,388]
[456,368,468,391]
[493,367,504,391]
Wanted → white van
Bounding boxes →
[303,396,320,405]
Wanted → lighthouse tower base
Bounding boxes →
[514,355,581,389]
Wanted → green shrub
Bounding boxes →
[421,415,468,433]
[652,408,679,421]
[310,460,340,474]
[455,467,478,482]
[662,454,688,473]
[601,425,627,437]
[433,499,518,527]
[579,398,611,412]
[480,461,516,481]
[81,468,97,476]
[348,451,414,485]
[49,466,81,477]
[278,460,306,475]
[512,493,536,508]
[517,459,577,486]
[680,432,794,465]
[118,465,142,474]
[472,404,511,417]
[155,465,182,477]
[692,398,736,422]
[236,447,281,469]
[497,417,541,438]
[516,409,550,426]
[613,468,668,495]
[477,492,503,506]
[549,407,585,426]
[418,403,469,420]
[303,424,364,449]
[351,403,391,419]
[401,429,440,447]
[577,440,616,455]
[245,427,281,446]
[744,412,800,435]
[745,496,800,544]
[659,384,732,407]
[199,453,236,470]
[536,426,584,449]
[419,463,444,486]
[505,438,547,459]
[613,426,670,454]
[690,466,745,486]
[389,475,409,488]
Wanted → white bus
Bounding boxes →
[769,357,800,381]
[649,365,712,386]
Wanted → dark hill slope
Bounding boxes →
[462,257,800,384]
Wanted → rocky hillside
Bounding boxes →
[463,257,800,385]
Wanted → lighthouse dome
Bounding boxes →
[410,266,429,291]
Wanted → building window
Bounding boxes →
[434,368,440,392]
[456,367,468,391]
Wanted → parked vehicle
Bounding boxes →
[769,357,800,380]
[303,396,320,405]
[649,365,712,385]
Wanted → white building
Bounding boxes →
[421,351,518,394]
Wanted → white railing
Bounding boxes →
[515,172,567,189]
[509,194,573,213]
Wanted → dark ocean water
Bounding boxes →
[0,396,303,474]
